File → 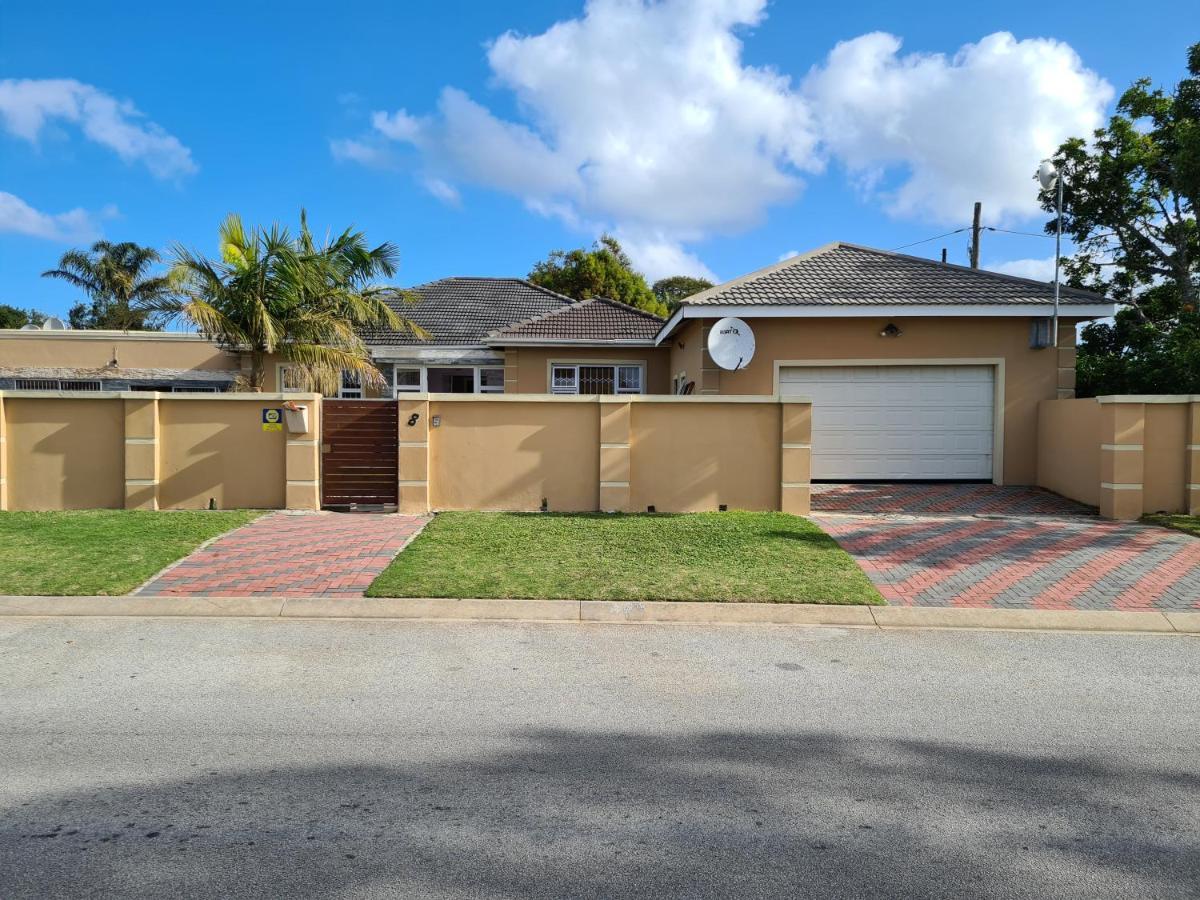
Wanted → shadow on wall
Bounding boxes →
[1,729,1195,898]
[158,418,286,510]
[24,403,124,509]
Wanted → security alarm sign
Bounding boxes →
[262,408,283,432]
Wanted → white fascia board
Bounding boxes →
[672,303,1116,320]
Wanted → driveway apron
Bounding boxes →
[812,484,1200,610]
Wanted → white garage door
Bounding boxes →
[779,365,994,480]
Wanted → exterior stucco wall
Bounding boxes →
[500,346,671,394]
[158,399,287,509]
[3,397,126,510]
[0,392,320,512]
[630,402,781,511]
[681,315,1078,485]
[1144,403,1189,514]
[396,395,810,515]
[1036,396,1199,519]
[0,330,241,372]
[1037,399,1101,507]
[428,399,600,511]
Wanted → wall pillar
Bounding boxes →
[1056,319,1077,400]
[285,399,321,510]
[503,349,519,395]
[1187,401,1200,516]
[699,321,722,395]
[0,395,7,511]
[780,400,812,515]
[599,399,633,512]
[123,396,160,510]
[1098,400,1145,520]
[397,397,430,514]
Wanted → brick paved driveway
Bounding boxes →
[136,511,429,597]
[812,484,1200,610]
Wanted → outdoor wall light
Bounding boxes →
[880,323,903,338]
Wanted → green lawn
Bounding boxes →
[1142,513,1200,538]
[0,510,263,596]
[367,511,882,604]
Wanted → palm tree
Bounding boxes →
[149,212,423,393]
[42,241,170,330]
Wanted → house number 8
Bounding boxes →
[407,413,420,426]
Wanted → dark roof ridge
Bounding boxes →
[487,296,664,338]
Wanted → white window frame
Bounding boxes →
[548,363,645,396]
[475,366,505,394]
[392,365,426,396]
[277,364,305,393]
[338,369,363,399]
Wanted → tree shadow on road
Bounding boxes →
[2,729,1196,898]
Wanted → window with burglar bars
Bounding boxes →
[550,364,643,395]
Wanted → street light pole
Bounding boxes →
[1039,160,1065,350]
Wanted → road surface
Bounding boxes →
[1,617,1196,898]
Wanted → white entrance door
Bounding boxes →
[778,365,995,480]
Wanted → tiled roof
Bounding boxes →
[487,297,664,343]
[0,366,236,382]
[359,277,573,346]
[682,243,1107,307]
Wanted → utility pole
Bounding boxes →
[969,202,982,268]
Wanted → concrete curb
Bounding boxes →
[0,595,1195,634]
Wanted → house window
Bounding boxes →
[550,364,644,395]
[12,378,102,391]
[278,365,306,393]
[478,367,504,393]
[551,366,579,394]
[338,369,363,399]
[393,367,422,395]
[1030,317,1054,349]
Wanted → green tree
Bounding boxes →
[148,212,422,393]
[0,304,47,329]
[41,241,169,330]
[529,235,668,317]
[652,275,713,312]
[1041,42,1199,395]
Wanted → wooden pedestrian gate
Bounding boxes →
[320,400,398,509]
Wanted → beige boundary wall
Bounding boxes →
[393,394,812,516]
[0,391,321,512]
[1038,395,1200,520]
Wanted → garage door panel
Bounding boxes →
[779,365,994,480]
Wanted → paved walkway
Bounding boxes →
[135,512,429,597]
[812,484,1199,611]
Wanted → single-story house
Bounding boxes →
[0,241,1114,485]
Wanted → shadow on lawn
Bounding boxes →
[2,730,1196,899]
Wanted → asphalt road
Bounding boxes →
[0,617,1196,899]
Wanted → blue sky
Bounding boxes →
[1,0,1193,319]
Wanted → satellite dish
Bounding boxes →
[40,316,68,330]
[1038,160,1059,191]
[19,323,40,330]
[707,317,755,370]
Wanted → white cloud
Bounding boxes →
[335,2,1112,275]
[0,191,101,242]
[987,255,1056,282]
[778,249,799,262]
[329,137,393,168]
[615,229,717,282]
[803,32,1112,223]
[0,78,196,178]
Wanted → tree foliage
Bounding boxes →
[529,235,669,317]
[652,275,713,312]
[147,212,423,393]
[0,304,47,329]
[1042,42,1199,395]
[41,241,168,330]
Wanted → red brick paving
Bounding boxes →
[135,512,430,597]
[813,484,1200,610]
